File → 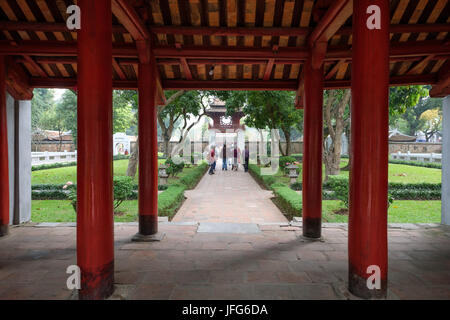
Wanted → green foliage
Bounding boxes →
[272,185,302,220]
[55,90,77,145]
[32,162,77,171]
[290,182,302,191]
[389,85,429,116]
[333,183,349,208]
[158,185,186,218]
[113,176,134,210]
[215,91,303,155]
[279,156,297,170]
[165,158,185,177]
[113,90,136,134]
[32,88,55,132]
[179,163,208,189]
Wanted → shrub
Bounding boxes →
[279,156,297,170]
[158,184,186,218]
[179,163,208,189]
[165,158,184,177]
[272,185,302,220]
[290,182,302,191]
[113,176,134,210]
[334,183,349,208]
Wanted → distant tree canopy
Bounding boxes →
[31,88,55,132]
[215,91,302,156]
[389,85,429,116]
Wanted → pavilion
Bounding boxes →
[0,0,449,300]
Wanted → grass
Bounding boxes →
[322,200,441,223]
[31,159,196,185]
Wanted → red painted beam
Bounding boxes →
[0,40,137,57]
[308,0,353,47]
[22,55,47,78]
[0,20,127,34]
[112,0,149,41]
[153,45,310,60]
[2,20,449,38]
[151,25,311,37]
[349,0,389,299]
[430,60,450,98]
[5,58,33,100]
[1,40,448,62]
[180,58,193,80]
[77,0,114,300]
[0,56,9,237]
[263,59,275,81]
[28,74,437,90]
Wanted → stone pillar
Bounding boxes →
[442,96,450,225]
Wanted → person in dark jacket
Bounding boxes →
[221,144,228,171]
[244,145,249,172]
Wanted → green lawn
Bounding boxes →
[32,199,441,224]
[322,200,441,223]
[32,200,138,223]
[272,159,441,185]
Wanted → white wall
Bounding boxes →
[6,93,31,225]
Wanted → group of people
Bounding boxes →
[208,144,249,175]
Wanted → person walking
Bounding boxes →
[244,145,249,172]
[221,144,228,171]
[232,145,241,171]
[208,145,216,175]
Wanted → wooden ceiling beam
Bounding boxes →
[28,73,437,91]
[2,20,449,38]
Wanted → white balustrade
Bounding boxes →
[391,151,442,163]
[31,150,78,165]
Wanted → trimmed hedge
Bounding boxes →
[248,164,278,189]
[31,155,132,171]
[179,163,208,189]
[323,175,441,200]
[272,185,302,220]
[158,184,186,218]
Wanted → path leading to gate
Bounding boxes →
[172,160,287,224]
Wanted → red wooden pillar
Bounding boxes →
[77,0,114,299]
[302,48,325,239]
[133,40,161,241]
[0,56,9,237]
[349,0,389,298]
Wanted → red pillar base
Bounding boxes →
[0,225,8,237]
[138,215,158,235]
[349,268,387,299]
[302,218,322,239]
[78,261,114,300]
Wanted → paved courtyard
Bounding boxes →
[172,161,287,224]
[0,222,449,300]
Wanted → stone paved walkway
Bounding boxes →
[0,223,449,300]
[172,160,287,224]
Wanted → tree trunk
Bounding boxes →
[126,137,139,177]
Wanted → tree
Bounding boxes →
[323,89,351,179]
[390,96,442,136]
[113,90,136,134]
[126,90,186,177]
[216,91,302,156]
[31,88,55,133]
[39,105,67,151]
[56,90,77,146]
[420,108,442,141]
[389,85,429,116]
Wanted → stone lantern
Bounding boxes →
[158,164,169,186]
[286,164,299,184]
